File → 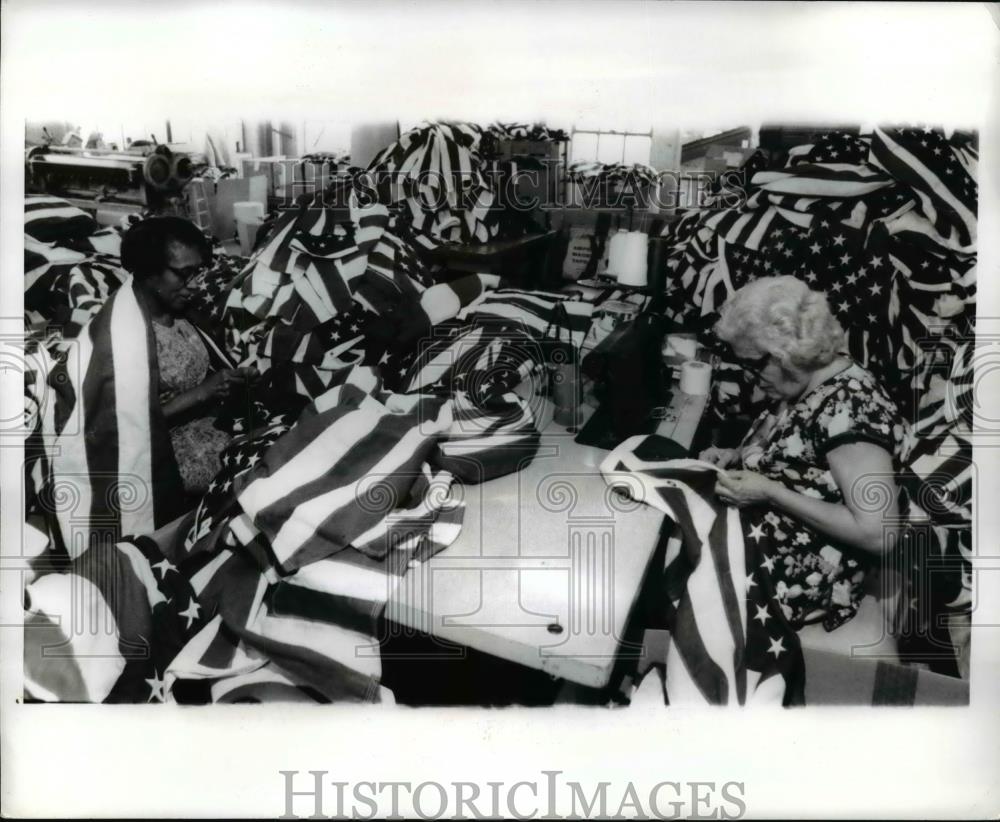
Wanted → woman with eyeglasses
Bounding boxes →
[121,216,257,498]
[698,275,909,631]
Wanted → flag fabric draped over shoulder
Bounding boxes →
[25,364,474,703]
[30,278,187,556]
[601,435,805,706]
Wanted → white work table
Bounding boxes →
[385,382,709,689]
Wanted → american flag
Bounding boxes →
[167,365,474,702]
[24,195,100,244]
[28,279,190,557]
[870,127,978,252]
[23,527,211,703]
[366,121,501,245]
[789,130,870,166]
[601,435,805,705]
[660,126,977,428]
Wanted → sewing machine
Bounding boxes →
[25,141,201,213]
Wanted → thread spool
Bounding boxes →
[679,360,712,395]
[608,230,649,287]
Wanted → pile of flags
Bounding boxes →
[24,361,545,703]
[24,196,127,339]
[487,122,569,143]
[24,198,245,340]
[657,127,977,669]
[365,121,501,245]
[566,161,660,207]
[660,127,977,426]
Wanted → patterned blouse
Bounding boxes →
[153,318,231,496]
[739,361,907,631]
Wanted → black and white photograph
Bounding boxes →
[2,1,998,818]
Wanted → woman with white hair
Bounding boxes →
[702,275,908,631]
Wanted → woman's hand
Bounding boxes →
[198,368,252,403]
[714,469,777,507]
[698,446,740,468]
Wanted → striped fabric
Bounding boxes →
[26,363,473,703]
[703,205,781,252]
[911,342,974,444]
[164,527,436,703]
[458,289,594,350]
[601,436,805,706]
[24,195,98,243]
[488,122,569,143]
[23,530,210,703]
[366,121,499,245]
[870,127,978,253]
[750,163,891,198]
[24,234,128,337]
[29,278,187,557]
[435,390,541,483]
[398,320,542,397]
[658,127,976,434]
[168,367,470,701]
[62,260,130,337]
[233,369,455,574]
[900,432,973,528]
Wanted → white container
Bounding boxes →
[236,216,265,256]
[233,201,266,223]
[607,230,649,287]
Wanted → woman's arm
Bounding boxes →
[161,368,252,425]
[162,384,210,424]
[715,441,900,556]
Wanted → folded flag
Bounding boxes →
[24,195,99,243]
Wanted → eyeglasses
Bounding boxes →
[165,264,207,284]
[737,351,771,378]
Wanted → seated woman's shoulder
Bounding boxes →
[840,364,897,408]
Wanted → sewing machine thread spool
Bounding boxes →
[679,360,712,395]
[607,230,649,287]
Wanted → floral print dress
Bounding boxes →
[153,318,232,496]
[739,361,908,631]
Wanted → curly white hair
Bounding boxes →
[714,276,847,371]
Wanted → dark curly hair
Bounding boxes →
[119,216,212,279]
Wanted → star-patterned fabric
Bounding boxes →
[23,533,210,704]
[738,362,907,631]
[653,127,975,669]
[658,126,976,425]
[601,435,805,706]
